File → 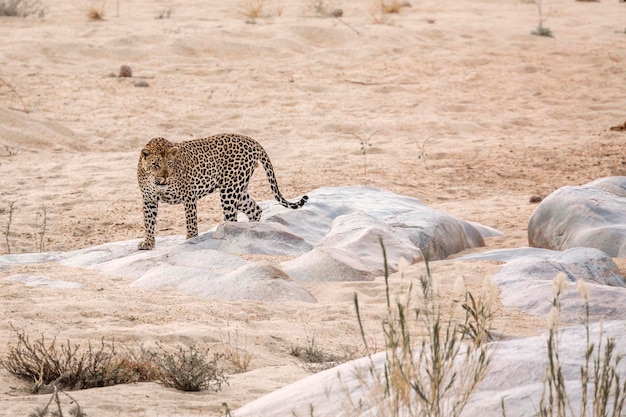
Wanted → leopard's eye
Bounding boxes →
[153,162,160,169]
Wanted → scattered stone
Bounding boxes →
[529,194,544,203]
[328,8,342,17]
[134,80,149,87]
[118,65,132,77]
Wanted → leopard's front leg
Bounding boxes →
[184,200,199,239]
[138,198,158,250]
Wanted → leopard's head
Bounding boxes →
[139,139,180,186]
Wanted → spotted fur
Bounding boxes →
[137,134,308,250]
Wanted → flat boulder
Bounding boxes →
[460,247,626,323]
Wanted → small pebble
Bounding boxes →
[328,9,343,17]
[134,80,149,88]
[119,65,132,78]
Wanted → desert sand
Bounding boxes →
[0,0,625,415]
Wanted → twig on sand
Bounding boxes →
[0,77,29,113]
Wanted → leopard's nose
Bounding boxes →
[156,177,168,185]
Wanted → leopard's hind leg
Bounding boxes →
[240,191,262,221]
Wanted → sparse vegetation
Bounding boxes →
[78,0,107,20]
[458,290,494,346]
[155,6,173,19]
[1,327,227,394]
[240,0,265,23]
[0,326,153,393]
[349,130,381,176]
[29,387,87,417]
[35,204,47,253]
[4,200,16,254]
[157,343,227,392]
[290,333,359,372]
[415,136,433,170]
[370,0,410,24]
[221,328,254,373]
[0,77,29,112]
[530,0,553,37]
[352,241,494,416]
[0,0,45,17]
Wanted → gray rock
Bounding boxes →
[0,187,497,301]
[461,247,626,323]
[528,176,626,257]
[281,246,376,282]
[269,186,497,280]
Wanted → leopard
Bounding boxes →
[137,134,308,250]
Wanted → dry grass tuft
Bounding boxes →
[370,0,410,23]
[240,0,265,23]
[220,328,255,373]
[78,0,107,20]
[156,344,227,392]
[352,241,494,416]
[1,327,227,394]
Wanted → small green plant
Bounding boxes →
[458,291,494,346]
[35,203,47,253]
[157,344,227,392]
[530,0,553,37]
[4,200,16,254]
[353,240,494,417]
[415,136,433,170]
[0,0,45,17]
[349,130,381,176]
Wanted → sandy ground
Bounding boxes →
[0,0,625,415]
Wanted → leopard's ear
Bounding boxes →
[168,147,179,158]
[141,148,151,158]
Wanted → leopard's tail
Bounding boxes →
[258,151,308,209]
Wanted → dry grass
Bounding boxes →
[509,273,626,417]
[0,77,29,113]
[240,0,265,22]
[78,0,107,20]
[1,327,227,394]
[370,0,410,23]
[220,328,255,373]
[156,343,227,392]
[353,243,495,416]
